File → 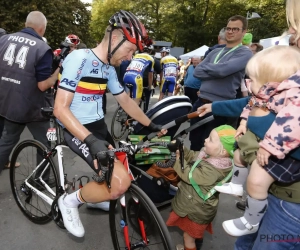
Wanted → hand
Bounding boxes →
[257,147,271,166]
[147,122,167,137]
[84,134,111,170]
[235,125,247,139]
[197,104,212,117]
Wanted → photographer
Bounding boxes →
[0,11,60,172]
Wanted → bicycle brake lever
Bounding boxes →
[105,151,115,189]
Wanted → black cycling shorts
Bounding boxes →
[63,119,115,174]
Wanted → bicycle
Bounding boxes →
[111,86,153,141]
[9,107,174,249]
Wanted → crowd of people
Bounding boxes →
[1,0,300,249]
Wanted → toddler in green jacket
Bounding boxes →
[167,125,236,250]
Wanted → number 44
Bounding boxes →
[3,43,29,69]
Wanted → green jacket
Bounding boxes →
[171,148,232,224]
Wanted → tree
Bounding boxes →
[0,0,92,49]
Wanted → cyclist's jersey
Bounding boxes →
[123,53,154,83]
[160,55,178,82]
[123,53,154,98]
[58,49,124,125]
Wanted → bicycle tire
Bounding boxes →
[111,106,129,141]
[109,183,174,250]
[10,139,59,224]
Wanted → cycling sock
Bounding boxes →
[184,246,196,250]
[231,164,248,185]
[63,190,85,208]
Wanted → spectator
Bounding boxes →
[0,11,60,173]
[167,125,236,250]
[242,33,253,47]
[196,1,300,246]
[184,56,202,105]
[190,15,252,151]
[203,28,226,59]
[250,43,263,54]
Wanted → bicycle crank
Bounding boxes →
[51,195,65,229]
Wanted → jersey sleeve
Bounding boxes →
[107,66,124,96]
[58,50,87,93]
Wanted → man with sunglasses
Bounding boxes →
[189,15,252,151]
[53,10,165,237]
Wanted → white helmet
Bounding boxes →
[160,47,170,53]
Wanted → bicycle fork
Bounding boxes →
[119,194,148,250]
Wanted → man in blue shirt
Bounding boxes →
[184,56,202,105]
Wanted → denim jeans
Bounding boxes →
[235,194,300,250]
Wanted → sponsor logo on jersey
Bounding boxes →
[103,71,109,76]
[84,49,90,53]
[75,58,87,80]
[82,95,100,102]
[61,78,76,87]
[92,60,99,67]
[90,69,98,74]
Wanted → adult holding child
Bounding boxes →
[197,1,300,248]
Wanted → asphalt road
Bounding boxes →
[0,91,241,250]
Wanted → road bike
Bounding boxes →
[9,107,174,249]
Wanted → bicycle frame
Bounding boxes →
[114,152,150,248]
[24,144,69,207]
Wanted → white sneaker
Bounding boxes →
[214,182,243,196]
[86,201,110,212]
[58,195,85,237]
[222,217,259,237]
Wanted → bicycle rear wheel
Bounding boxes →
[10,139,59,224]
[109,183,173,250]
[111,106,129,141]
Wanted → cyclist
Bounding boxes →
[53,10,165,238]
[53,34,80,56]
[123,43,155,106]
[159,47,178,101]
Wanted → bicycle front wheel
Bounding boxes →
[111,106,129,141]
[109,183,173,250]
[10,139,59,224]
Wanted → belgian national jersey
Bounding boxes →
[58,49,124,124]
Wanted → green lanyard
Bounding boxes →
[213,44,242,64]
[188,159,233,201]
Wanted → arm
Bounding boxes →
[53,89,90,141]
[38,67,60,91]
[260,100,300,158]
[114,92,151,126]
[196,49,252,79]
[193,53,215,80]
[148,72,153,89]
[212,97,250,117]
[35,50,60,91]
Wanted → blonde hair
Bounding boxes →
[246,45,300,85]
[286,0,300,41]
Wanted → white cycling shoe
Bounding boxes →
[214,182,243,196]
[58,195,85,237]
[222,217,259,237]
[86,201,110,212]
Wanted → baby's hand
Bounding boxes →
[257,147,271,166]
[235,125,246,139]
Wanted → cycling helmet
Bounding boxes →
[107,10,151,63]
[65,34,80,46]
[160,47,170,53]
[143,44,154,53]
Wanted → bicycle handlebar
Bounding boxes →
[95,140,184,189]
